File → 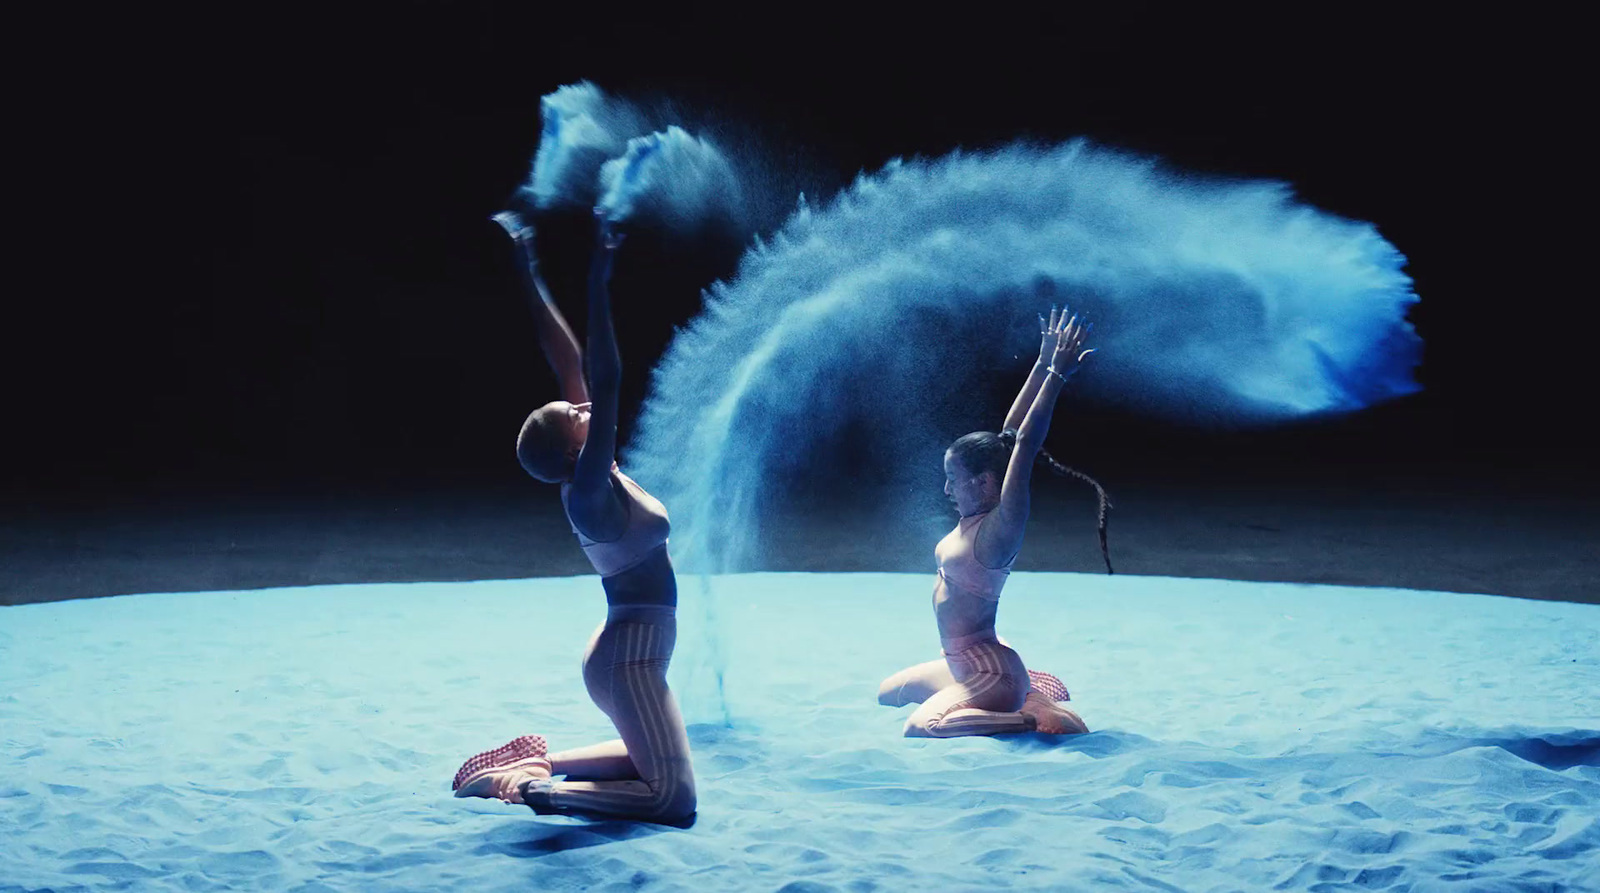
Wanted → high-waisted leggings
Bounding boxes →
[527,604,696,822]
[877,632,1034,737]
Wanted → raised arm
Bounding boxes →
[564,211,629,540]
[491,211,588,406]
[977,311,1095,566]
[1002,304,1069,432]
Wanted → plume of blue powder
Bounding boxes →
[597,126,746,232]
[524,84,753,238]
[524,82,647,210]
[628,140,1422,586]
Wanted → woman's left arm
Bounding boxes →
[1002,305,1068,432]
[978,313,1094,566]
[565,212,629,541]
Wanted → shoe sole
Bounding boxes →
[452,734,549,791]
[454,756,552,800]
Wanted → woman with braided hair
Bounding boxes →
[877,305,1110,737]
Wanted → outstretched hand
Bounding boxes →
[491,210,536,246]
[491,210,539,269]
[589,208,625,285]
[594,208,626,251]
[1045,306,1095,379]
[1037,304,1067,363]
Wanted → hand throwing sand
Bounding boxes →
[452,210,695,824]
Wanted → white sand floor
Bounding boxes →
[3,573,1597,892]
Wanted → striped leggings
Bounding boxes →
[527,604,696,822]
[878,635,1033,737]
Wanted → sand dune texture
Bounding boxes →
[3,573,1597,892]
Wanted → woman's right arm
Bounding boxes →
[492,212,589,407]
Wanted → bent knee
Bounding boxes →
[878,676,908,707]
[650,785,697,823]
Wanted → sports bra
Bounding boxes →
[560,469,670,578]
[935,510,1013,601]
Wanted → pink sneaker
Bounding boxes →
[1028,669,1070,703]
[452,734,549,792]
[454,756,552,803]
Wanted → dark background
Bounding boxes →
[6,5,1594,603]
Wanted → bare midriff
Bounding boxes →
[933,576,1000,650]
[600,544,678,608]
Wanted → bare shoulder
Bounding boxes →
[974,508,1025,569]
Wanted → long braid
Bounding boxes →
[955,429,1115,575]
[1037,447,1113,575]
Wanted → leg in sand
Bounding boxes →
[882,653,1088,736]
[900,640,1036,738]
[878,658,958,708]
[518,612,696,824]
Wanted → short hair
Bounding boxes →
[516,406,576,482]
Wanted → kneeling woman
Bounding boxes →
[878,307,1109,738]
[453,211,694,824]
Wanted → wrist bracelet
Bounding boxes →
[1046,366,1069,383]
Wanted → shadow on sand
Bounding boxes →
[473,813,695,859]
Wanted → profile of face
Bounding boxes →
[550,400,592,446]
[944,450,999,518]
[516,401,592,482]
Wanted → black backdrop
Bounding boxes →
[10,4,1591,499]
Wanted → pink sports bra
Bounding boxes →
[560,469,670,577]
[935,510,1014,601]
